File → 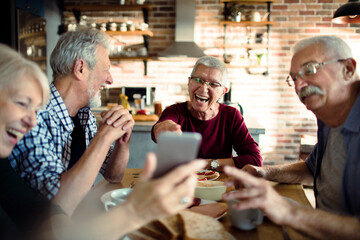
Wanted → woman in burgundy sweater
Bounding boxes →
[152,56,262,170]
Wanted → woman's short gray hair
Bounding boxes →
[50,27,110,81]
[291,35,353,59]
[191,56,229,89]
[0,43,50,106]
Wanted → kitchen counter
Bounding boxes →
[133,121,155,132]
[244,116,266,142]
[130,116,265,168]
[129,121,157,168]
[133,115,265,142]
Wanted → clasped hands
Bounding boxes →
[99,105,135,144]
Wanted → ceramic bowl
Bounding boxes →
[110,188,132,204]
[103,188,132,211]
[195,180,226,201]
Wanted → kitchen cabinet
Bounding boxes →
[63,3,153,75]
[220,0,276,75]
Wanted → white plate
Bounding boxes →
[216,211,227,220]
[199,198,216,205]
[191,198,227,220]
[196,170,220,181]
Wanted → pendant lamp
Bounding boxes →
[332,0,360,24]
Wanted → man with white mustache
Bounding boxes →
[8,28,135,216]
[223,35,360,239]
[297,85,324,104]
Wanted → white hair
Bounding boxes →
[191,56,229,89]
[292,35,353,60]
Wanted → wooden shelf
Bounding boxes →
[226,64,266,68]
[110,56,152,61]
[64,3,153,75]
[110,56,153,75]
[64,3,152,12]
[220,0,276,3]
[26,56,46,62]
[106,30,153,37]
[221,20,275,26]
[221,43,268,49]
[226,64,269,74]
[221,0,274,76]
[19,31,46,40]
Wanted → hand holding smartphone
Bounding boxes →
[153,132,202,179]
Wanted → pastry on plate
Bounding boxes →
[196,170,220,181]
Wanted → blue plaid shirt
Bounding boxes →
[8,83,112,199]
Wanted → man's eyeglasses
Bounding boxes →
[189,77,222,88]
[286,59,347,87]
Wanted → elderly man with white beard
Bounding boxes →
[8,28,135,216]
[222,35,360,239]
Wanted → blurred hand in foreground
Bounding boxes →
[222,166,295,225]
[125,153,207,224]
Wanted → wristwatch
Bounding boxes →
[210,159,220,171]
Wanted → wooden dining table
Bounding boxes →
[73,168,313,240]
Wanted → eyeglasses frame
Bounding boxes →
[189,76,223,89]
[286,59,348,87]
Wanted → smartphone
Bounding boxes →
[153,132,202,179]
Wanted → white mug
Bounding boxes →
[104,188,132,211]
[251,11,261,22]
[227,199,264,230]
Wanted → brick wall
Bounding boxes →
[63,0,360,165]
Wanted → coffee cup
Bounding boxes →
[227,199,264,230]
[104,188,132,211]
[251,11,261,22]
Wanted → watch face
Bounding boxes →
[211,160,219,169]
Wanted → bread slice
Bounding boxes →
[127,230,157,240]
[138,221,172,240]
[189,202,227,219]
[152,215,181,240]
[179,210,229,240]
